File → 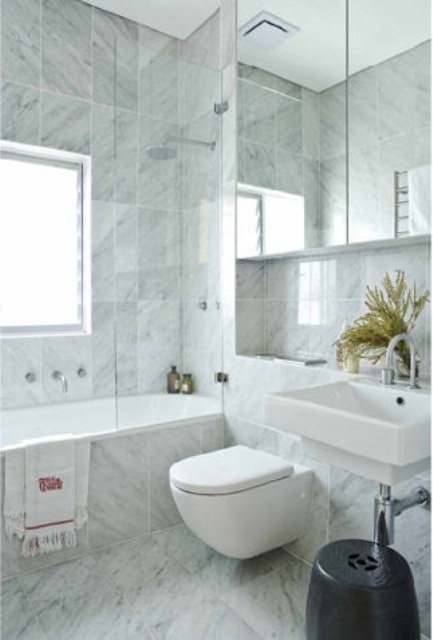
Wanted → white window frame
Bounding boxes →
[0,141,92,338]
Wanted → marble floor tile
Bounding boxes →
[18,553,151,640]
[116,557,216,628]
[19,554,105,614]
[152,524,291,596]
[31,587,150,640]
[150,599,263,640]
[222,554,311,640]
[1,578,46,640]
[92,536,172,593]
[6,526,428,640]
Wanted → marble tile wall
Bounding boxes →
[0,414,224,580]
[0,0,224,409]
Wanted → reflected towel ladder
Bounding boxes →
[394,170,409,238]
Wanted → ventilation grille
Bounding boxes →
[238,11,300,51]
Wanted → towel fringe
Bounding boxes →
[4,513,25,540]
[22,525,76,558]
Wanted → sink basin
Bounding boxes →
[265,380,431,485]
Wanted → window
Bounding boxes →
[237,184,305,258]
[0,142,91,336]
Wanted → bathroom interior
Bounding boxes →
[0,0,431,638]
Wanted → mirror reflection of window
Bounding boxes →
[237,185,305,258]
[263,192,304,254]
[237,191,262,258]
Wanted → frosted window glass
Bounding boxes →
[0,154,83,333]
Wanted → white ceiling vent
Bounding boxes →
[238,11,300,51]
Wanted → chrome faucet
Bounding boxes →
[380,333,420,389]
[52,370,68,393]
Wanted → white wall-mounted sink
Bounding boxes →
[265,380,431,485]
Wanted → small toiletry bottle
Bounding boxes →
[181,373,193,394]
[167,366,181,394]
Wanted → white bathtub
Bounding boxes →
[1,393,221,450]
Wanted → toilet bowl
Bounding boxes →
[169,445,313,559]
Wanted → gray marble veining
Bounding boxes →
[181,10,220,71]
[88,433,149,549]
[222,552,311,640]
[91,302,116,398]
[41,0,91,99]
[92,9,138,111]
[150,598,263,640]
[40,90,91,154]
[148,424,201,531]
[114,109,139,204]
[236,262,266,301]
[1,339,42,410]
[137,301,182,393]
[182,301,221,397]
[348,66,379,151]
[20,554,149,639]
[140,43,180,124]
[91,104,115,202]
[40,336,93,404]
[1,578,46,640]
[320,81,346,160]
[1,81,40,144]
[1,0,41,87]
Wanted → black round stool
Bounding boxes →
[306,539,420,640]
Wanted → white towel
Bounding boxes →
[4,449,26,539]
[4,437,90,557]
[408,164,431,234]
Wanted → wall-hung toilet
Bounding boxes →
[169,445,313,559]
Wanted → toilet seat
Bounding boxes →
[170,445,294,495]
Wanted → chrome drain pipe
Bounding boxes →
[374,484,430,546]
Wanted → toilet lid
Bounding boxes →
[169,445,294,495]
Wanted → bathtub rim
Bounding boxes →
[0,412,224,456]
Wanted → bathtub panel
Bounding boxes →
[88,432,149,550]
[201,418,224,454]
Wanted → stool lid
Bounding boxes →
[314,539,412,590]
[170,445,294,495]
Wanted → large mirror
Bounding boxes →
[347,1,431,243]
[236,0,431,258]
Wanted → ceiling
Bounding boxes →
[82,0,220,40]
[83,0,431,92]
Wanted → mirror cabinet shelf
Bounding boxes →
[237,234,431,263]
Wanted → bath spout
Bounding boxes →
[52,371,68,393]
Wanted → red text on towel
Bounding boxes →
[38,476,64,492]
